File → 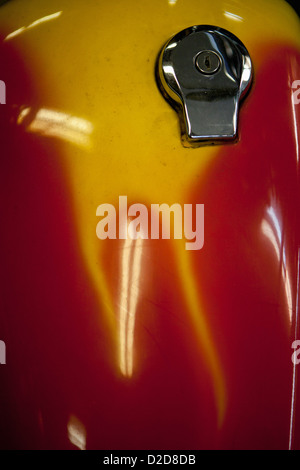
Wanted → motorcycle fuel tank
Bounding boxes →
[0,0,300,451]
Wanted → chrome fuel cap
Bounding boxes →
[157,25,253,146]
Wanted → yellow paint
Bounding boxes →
[176,241,227,426]
[1,0,299,425]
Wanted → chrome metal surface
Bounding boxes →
[157,25,253,146]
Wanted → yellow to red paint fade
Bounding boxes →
[0,0,300,428]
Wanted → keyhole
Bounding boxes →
[195,50,222,75]
[205,55,211,70]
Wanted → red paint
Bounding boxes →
[0,37,300,449]
[189,44,300,449]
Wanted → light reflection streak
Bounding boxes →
[224,11,243,22]
[291,88,299,164]
[4,11,63,41]
[242,66,252,84]
[163,64,178,85]
[261,206,293,323]
[261,220,280,261]
[119,229,143,377]
[289,248,300,449]
[289,75,300,449]
[67,415,86,450]
[17,107,94,148]
[17,107,31,125]
[262,204,297,447]
[119,237,132,376]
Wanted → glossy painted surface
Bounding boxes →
[0,0,299,450]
